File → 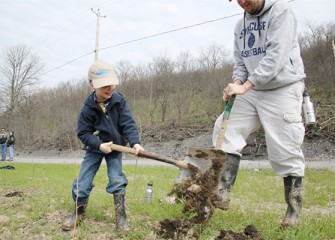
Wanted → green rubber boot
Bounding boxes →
[114,193,131,233]
[62,203,87,231]
[281,176,303,228]
[216,153,240,210]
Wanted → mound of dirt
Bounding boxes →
[156,220,264,240]
[156,219,198,239]
[215,225,264,240]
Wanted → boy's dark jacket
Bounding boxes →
[77,91,140,154]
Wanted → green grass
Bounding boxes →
[0,162,334,239]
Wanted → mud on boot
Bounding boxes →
[215,153,240,210]
[114,193,130,233]
[62,204,87,231]
[281,176,303,229]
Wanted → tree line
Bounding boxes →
[0,22,334,152]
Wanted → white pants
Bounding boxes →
[213,81,305,177]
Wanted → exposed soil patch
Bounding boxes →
[214,225,264,240]
[5,190,23,197]
[156,219,198,239]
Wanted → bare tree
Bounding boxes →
[176,51,195,73]
[18,94,37,142]
[149,54,175,123]
[196,43,230,116]
[115,60,133,84]
[197,42,228,72]
[0,44,43,115]
[299,22,335,98]
[174,51,196,122]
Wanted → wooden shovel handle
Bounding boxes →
[110,144,188,169]
[215,95,236,150]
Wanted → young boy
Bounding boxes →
[62,60,143,233]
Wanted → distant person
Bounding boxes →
[213,0,306,228]
[0,128,9,161]
[7,131,15,161]
[62,60,144,233]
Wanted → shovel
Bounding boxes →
[175,96,236,182]
[214,95,236,150]
[109,144,190,169]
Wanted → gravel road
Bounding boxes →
[3,134,334,172]
[6,155,335,172]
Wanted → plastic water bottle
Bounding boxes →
[302,91,316,124]
[144,181,153,203]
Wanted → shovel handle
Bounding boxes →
[110,144,188,169]
[215,95,236,150]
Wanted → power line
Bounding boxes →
[100,13,242,51]
[42,12,242,76]
[42,51,93,75]
[32,0,155,54]
[30,9,93,51]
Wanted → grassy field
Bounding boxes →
[0,162,334,240]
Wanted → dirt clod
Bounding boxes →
[155,149,227,239]
[5,190,23,197]
[214,225,264,240]
[168,152,225,224]
[156,219,198,239]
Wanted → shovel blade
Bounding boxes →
[175,147,227,183]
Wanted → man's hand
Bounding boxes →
[100,141,114,154]
[133,144,144,155]
[223,80,254,101]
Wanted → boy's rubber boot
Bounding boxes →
[114,193,131,233]
[215,153,240,210]
[62,201,88,231]
[281,176,303,228]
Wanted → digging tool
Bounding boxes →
[215,95,236,150]
[176,96,236,182]
[109,144,190,169]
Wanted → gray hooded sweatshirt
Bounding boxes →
[232,0,306,90]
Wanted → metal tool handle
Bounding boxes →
[215,95,236,150]
[110,144,189,169]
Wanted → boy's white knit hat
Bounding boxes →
[88,60,119,88]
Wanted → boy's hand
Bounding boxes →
[133,144,144,155]
[100,141,114,154]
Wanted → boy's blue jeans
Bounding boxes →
[71,150,128,205]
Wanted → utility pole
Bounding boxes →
[91,8,106,61]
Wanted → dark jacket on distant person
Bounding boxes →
[7,134,15,147]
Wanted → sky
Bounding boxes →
[1,0,334,89]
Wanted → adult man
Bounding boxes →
[0,128,9,161]
[215,0,306,228]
